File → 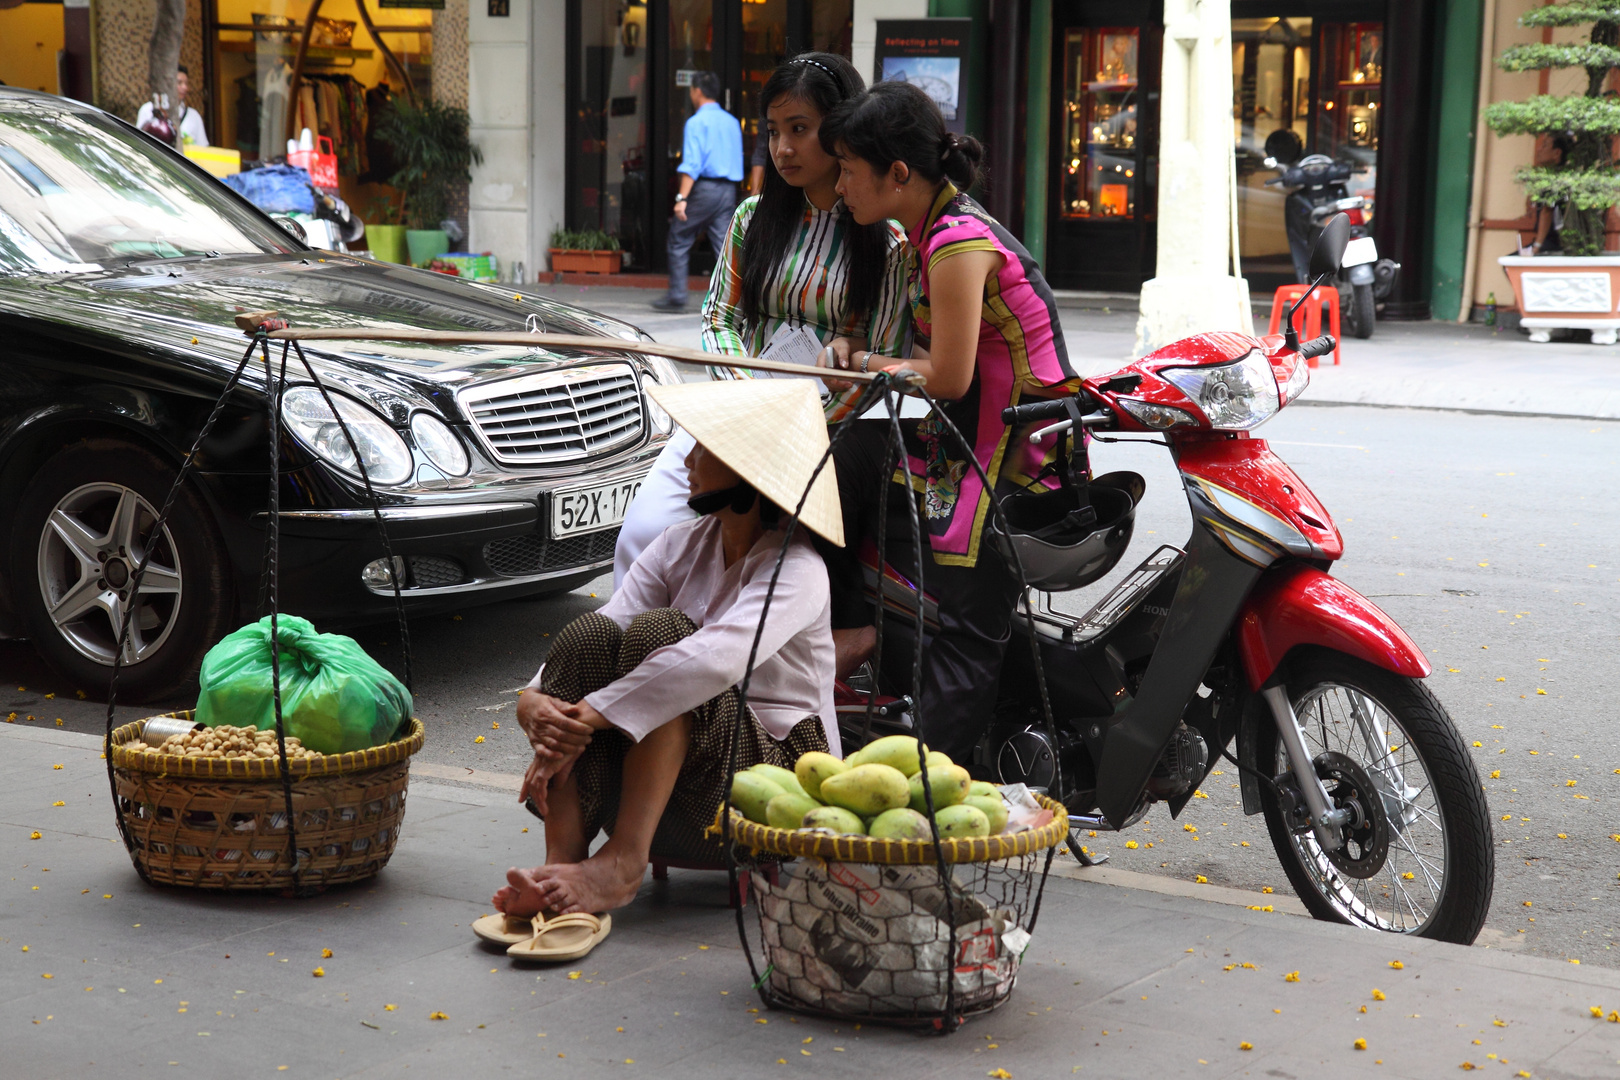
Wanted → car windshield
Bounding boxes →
[0,97,295,274]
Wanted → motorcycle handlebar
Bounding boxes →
[1002,399,1074,425]
[1298,335,1336,359]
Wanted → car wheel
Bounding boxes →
[11,440,233,702]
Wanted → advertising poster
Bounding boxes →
[873,19,971,136]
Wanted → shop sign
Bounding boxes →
[873,18,971,135]
[675,69,698,88]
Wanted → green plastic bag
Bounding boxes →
[195,615,412,755]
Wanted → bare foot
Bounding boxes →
[833,625,877,681]
[491,866,550,917]
[531,849,646,915]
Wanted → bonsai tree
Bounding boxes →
[1486,3,1620,256]
[376,100,483,231]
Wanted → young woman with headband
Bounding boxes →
[613,54,912,660]
[819,80,1078,764]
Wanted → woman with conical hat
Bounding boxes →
[491,378,841,926]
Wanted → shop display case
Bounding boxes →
[1059,27,1139,221]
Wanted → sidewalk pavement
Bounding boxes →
[7,723,1620,1078]
[532,283,1620,421]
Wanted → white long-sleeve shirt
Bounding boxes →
[527,515,839,752]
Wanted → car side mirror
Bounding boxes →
[1309,213,1351,279]
[272,216,307,243]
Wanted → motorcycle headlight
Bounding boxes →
[281,386,414,486]
[1160,350,1281,430]
[639,354,681,435]
[409,411,470,476]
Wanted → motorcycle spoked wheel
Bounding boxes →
[1256,650,1495,944]
[1350,282,1376,339]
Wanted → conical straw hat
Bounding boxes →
[648,379,844,547]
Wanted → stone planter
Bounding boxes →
[549,248,623,275]
[1498,254,1620,344]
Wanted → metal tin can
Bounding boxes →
[140,716,205,747]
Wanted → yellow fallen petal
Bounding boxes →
[1372,989,1386,1000]
[988,1071,1012,1080]
[322,948,333,958]
[1490,771,1500,779]
[312,967,325,977]
[474,736,485,744]
[1125,841,1138,849]
[29,831,40,840]
[1402,872,1415,880]
[1493,1019,1506,1027]
[1389,960,1404,970]
[1472,741,1481,747]
[1566,779,1577,787]
[1460,1064,1476,1071]
[52,801,64,807]
[429,1011,448,1020]
[1261,887,1274,894]
[1354,1038,1367,1051]
[1569,958,1581,964]
[567,971,581,980]
[1591,1006,1604,1018]
[1239,1042,1253,1051]
[1195,875,1207,884]
[1284,971,1301,983]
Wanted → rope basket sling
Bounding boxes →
[103,314,419,894]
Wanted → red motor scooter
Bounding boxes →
[837,216,1494,944]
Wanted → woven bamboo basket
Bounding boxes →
[715,793,1069,865]
[109,711,425,890]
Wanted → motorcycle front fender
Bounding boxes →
[1237,562,1430,690]
[1348,263,1376,285]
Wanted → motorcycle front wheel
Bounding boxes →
[1256,649,1495,944]
[1351,282,1376,339]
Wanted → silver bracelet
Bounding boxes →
[860,352,872,373]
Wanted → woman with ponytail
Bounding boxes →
[613,53,911,595]
[819,80,1078,763]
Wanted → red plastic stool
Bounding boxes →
[650,856,777,909]
[1266,284,1342,367]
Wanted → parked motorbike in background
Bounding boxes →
[1264,151,1400,339]
[836,215,1493,945]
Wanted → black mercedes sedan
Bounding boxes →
[0,89,674,699]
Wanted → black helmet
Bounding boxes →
[990,471,1144,591]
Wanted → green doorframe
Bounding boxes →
[1427,0,1484,321]
[928,0,988,141]
[1023,0,1053,266]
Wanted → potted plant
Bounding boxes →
[365,198,408,265]
[1486,2,1620,343]
[375,99,482,268]
[549,228,623,274]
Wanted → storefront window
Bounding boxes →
[571,0,650,267]
[1058,27,1139,220]
[1231,17,1380,285]
[209,0,432,205]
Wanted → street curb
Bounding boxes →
[1297,398,1620,423]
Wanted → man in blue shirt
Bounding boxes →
[652,72,743,311]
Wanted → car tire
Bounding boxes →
[11,440,233,702]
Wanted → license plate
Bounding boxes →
[551,479,641,538]
[1342,236,1378,267]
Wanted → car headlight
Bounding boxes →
[281,386,414,486]
[410,412,470,476]
[1159,350,1281,430]
[639,354,681,435]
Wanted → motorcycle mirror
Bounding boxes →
[1309,212,1351,279]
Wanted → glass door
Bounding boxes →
[1231,17,1311,284]
[569,0,651,268]
[1044,5,1159,292]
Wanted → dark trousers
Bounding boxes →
[664,178,736,304]
[823,421,1021,765]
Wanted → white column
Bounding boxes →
[852,0,930,85]
[466,0,538,280]
[1133,0,1254,355]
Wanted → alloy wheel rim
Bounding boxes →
[1279,681,1448,934]
[36,482,184,667]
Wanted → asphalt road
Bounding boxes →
[4,400,1616,968]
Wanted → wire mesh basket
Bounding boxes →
[743,849,1052,1026]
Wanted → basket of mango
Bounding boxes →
[716,736,1068,865]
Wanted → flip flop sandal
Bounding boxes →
[506,913,612,963]
[472,912,544,946]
